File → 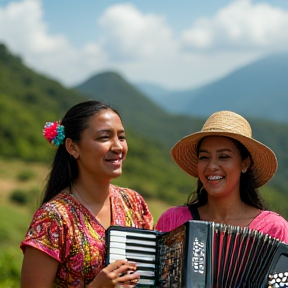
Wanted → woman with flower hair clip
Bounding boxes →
[20,100,153,288]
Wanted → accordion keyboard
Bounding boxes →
[107,229,157,286]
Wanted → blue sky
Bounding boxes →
[0,0,287,89]
[42,0,236,46]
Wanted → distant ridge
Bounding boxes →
[0,43,197,205]
[74,68,288,192]
[75,71,204,149]
[140,52,288,123]
[1,42,288,214]
[75,71,168,117]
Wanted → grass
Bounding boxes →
[0,205,30,288]
[0,157,172,222]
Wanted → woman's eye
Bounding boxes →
[219,155,230,159]
[98,136,109,140]
[198,155,208,160]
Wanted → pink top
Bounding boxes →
[20,184,153,288]
[155,205,288,243]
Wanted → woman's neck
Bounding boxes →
[71,179,112,228]
[198,198,260,226]
[72,176,110,203]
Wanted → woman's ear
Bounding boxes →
[65,138,79,160]
[242,156,252,173]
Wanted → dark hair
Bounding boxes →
[42,100,121,204]
[187,137,267,210]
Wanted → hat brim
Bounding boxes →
[171,130,277,188]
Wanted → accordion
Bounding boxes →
[105,220,288,288]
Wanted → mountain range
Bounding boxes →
[75,71,204,149]
[73,68,288,194]
[136,52,288,123]
[1,42,288,215]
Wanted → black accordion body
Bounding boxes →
[105,220,288,288]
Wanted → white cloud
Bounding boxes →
[181,0,288,52]
[0,0,68,54]
[98,3,177,61]
[0,0,106,85]
[0,0,287,89]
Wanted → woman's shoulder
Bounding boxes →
[110,184,144,201]
[110,184,151,212]
[111,184,137,194]
[256,210,288,223]
[33,191,74,219]
[250,210,288,243]
[155,205,190,232]
[110,184,153,229]
[159,205,189,218]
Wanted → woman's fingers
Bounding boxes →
[110,260,139,285]
[118,270,140,283]
[91,260,140,288]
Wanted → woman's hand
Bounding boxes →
[87,259,140,288]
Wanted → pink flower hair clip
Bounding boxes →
[43,121,65,146]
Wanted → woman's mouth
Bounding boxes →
[207,175,224,181]
[105,154,123,163]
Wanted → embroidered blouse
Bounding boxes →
[155,205,288,243]
[20,184,153,288]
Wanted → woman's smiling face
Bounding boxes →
[197,136,249,199]
[73,109,128,182]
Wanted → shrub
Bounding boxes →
[16,170,35,182]
[9,189,28,205]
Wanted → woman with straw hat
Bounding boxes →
[156,110,288,243]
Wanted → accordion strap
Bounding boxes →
[188,204,201,220]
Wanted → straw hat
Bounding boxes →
[171,111,277,188]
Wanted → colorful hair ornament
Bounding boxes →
[43,121,65,146]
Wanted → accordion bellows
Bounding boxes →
[106,220,288,288]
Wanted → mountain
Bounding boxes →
[1,42,288,214]
[0,43,193,205]
[133,82,175,103]
[74,71,204,149]
[150,52,288,123]
[0,43,85,161]
[74,70,288,192]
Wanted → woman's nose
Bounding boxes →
[111,138,123,152]
[207,158,218,169]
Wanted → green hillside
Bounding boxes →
[1,42,288,288]
[250,118,288,191]
[0,43,194,204]
[0,43,194,287]
[0,43,85,161]
[75,70,288,195]
[1,42,288,208]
